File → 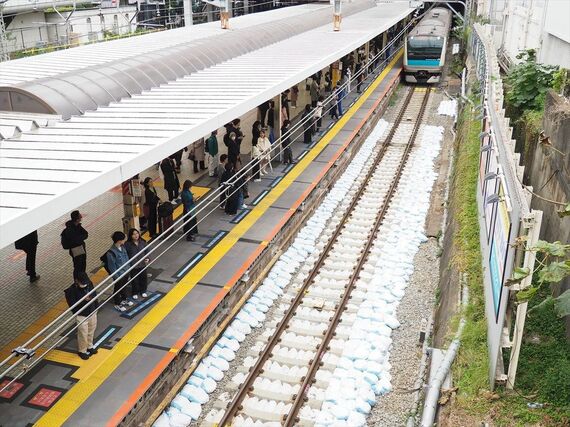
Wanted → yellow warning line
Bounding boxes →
[35,51,402,426]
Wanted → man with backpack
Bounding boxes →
[104,231,133,312]
[61,210,88,277]
[206,130,219,177]
[64,272,98,360]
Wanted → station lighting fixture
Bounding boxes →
[484,171,498,181]
[480,144,493,153]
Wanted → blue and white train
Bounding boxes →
[404,8,452,84]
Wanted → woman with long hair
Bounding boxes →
[124,228,150,299]
[181,180,198,241]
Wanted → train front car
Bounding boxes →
[404,8,451,84]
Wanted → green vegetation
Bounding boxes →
[445,104,570,426]
[505,50,557,113]
[448,105,489,400]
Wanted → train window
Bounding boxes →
[408,37,444,59]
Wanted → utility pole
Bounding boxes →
[0,0,10,62]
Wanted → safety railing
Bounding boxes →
[0,20,414,392]
[469,23,541,388]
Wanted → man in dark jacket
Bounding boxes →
[61,211,88,277]
[160,157,179,202]
[66,272,98,360]
[14,230,40,283]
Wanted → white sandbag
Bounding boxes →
[201,377,217,393]
[187,375,203,388]
[152,413,170,427]
[167,407,192,427]
[208,356,230,372]
[206,364,224,381]
[181,384,209,404]
[346,411,367,427]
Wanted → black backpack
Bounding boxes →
[63,285,75,308]
[61,229,72,250]
[100,250,114,274]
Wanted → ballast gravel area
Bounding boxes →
[153,89,447,427]
[366,239,440,426]
[153,115,391,427]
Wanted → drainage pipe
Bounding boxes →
[420,276,469,427]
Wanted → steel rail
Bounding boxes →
[218,87,428,426]
[285,87,431,425]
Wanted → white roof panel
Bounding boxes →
[0,2,413,247]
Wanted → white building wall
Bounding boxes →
[5,12,51,52]
[539,0,570,68]
[5,6,137,55]
[46,7,138,45]
[489,0,570,68]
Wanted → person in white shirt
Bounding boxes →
[257,129,273,175]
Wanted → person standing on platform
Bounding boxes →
[143,177,160,238]
[330,87,339,120]
[124,228,150,299]
[61,211,88,278]
[281,91,290,125]
[252,121,261,148]
[217,154,228,209]
[310,78,320,108]
[302,104,313,145]
[223,163,240,215]
[258,129,273,175]
[290,85,299,109]
[225,132,240,167]
[251,137,262,182]
[161,157,179,202]
[65,272,98,360]
[281,120,293,165]
[14,231,40,283]
[107,231,132,312]
[189,138,206,173]
[206,130,219,177]
[171,150,183,173]
[338,83,345,116]
[315,96,324,132]
[181,180,199,242]
[267,100,276,145]
[258,101,270,127]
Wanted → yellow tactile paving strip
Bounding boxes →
[35,53,402,426]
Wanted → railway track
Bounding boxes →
[216,87,431,427]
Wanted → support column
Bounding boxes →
[183,0,193,26]
[333,0,341,32]
[220,0,230,29]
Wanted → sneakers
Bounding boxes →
[132,295,139,300]
[88,347,98,355]
[78,352,90,360]
[186,235,195,242]
[254,179,261,182]
[241,204,248,209]
[122,300,134,307]
[141,292,148,298]
[114,304,127,312]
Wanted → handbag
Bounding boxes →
[70,245,85,257]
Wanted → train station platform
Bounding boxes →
[0,52,403,426]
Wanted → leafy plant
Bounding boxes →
[505,50,558,111]
[510,240,570,318]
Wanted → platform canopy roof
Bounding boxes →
[0,1,413,247]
